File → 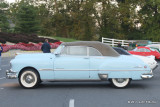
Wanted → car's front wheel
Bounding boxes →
[111,78,131,88]
[19,69,40,89]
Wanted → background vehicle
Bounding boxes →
[113,47,158,70]
[128,46,160,60]
[146,44,160,53]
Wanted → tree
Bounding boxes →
[0,0,9,32]
[93,0,121,40]
[14,0,40,34]
[138,0,160,41]
[7,0,160,41]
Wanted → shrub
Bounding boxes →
[0,32,60,44]
[2,42,62,52]
[0,38,6,44]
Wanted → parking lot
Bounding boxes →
[0,57,160,107]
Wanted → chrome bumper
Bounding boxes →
[6,69,17,79]
[141,73,153,79]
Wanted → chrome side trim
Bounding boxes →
[134,66,143,68]
[39,69,150,72]
[41,79,101,82]
[39,69,54,71]
[54,69,150,71]
[54,69,91,71]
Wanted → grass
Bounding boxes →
[52,36,79,42]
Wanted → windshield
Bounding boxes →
[54,44,64,54]
[113,47,131,55]
[132,48,137,51]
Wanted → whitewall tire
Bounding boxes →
[19,69,40,89]
[111,78,131,88]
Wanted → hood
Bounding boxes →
[15,53,54,59]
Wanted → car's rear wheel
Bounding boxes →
[19,69,40,89]
[111,78,131,88]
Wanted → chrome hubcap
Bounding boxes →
[115,78,126,83]
[24,74,35,84]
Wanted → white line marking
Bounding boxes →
[0,77,6,79]
[69,99,75,107]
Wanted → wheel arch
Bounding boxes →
[18,67,40,80]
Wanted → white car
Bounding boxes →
[146,44,160,51]
[146,55,155,60]
[113,47,158,70]
[133,55,158,70]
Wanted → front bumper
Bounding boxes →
[6,69,17,79]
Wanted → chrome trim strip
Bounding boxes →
[41,79,101,82]
[134,66,143,68]
[39,69,149,72]
[54,69,149,71]
[39,69,54,71]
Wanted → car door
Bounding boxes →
[130,48,141,55]
[88,47,105,80]
[138,48,146,56]
[145,49,152,56]
[54,46,90,80]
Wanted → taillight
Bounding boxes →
[144,66,147,68]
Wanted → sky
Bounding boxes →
[6,0,16,3]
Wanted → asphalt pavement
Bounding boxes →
[0,57,160,107]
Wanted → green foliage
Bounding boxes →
[4,0,160,42]
[0,0,10,32]
[52,36,79,42]
[48,0,96,41]
[138,0,160,41]
[13,0,40,34]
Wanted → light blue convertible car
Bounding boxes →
[6,41,153,89]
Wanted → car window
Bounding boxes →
[150,48,155,51]
[61,46,87,56]
[114,48,130,55]
[136,48,141,52]
[145,49,151,52]
[88,47,102,56]
[54,45,64,54]
[132,48,137,51]
[139,48,146,52]
[61,46,102,56]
